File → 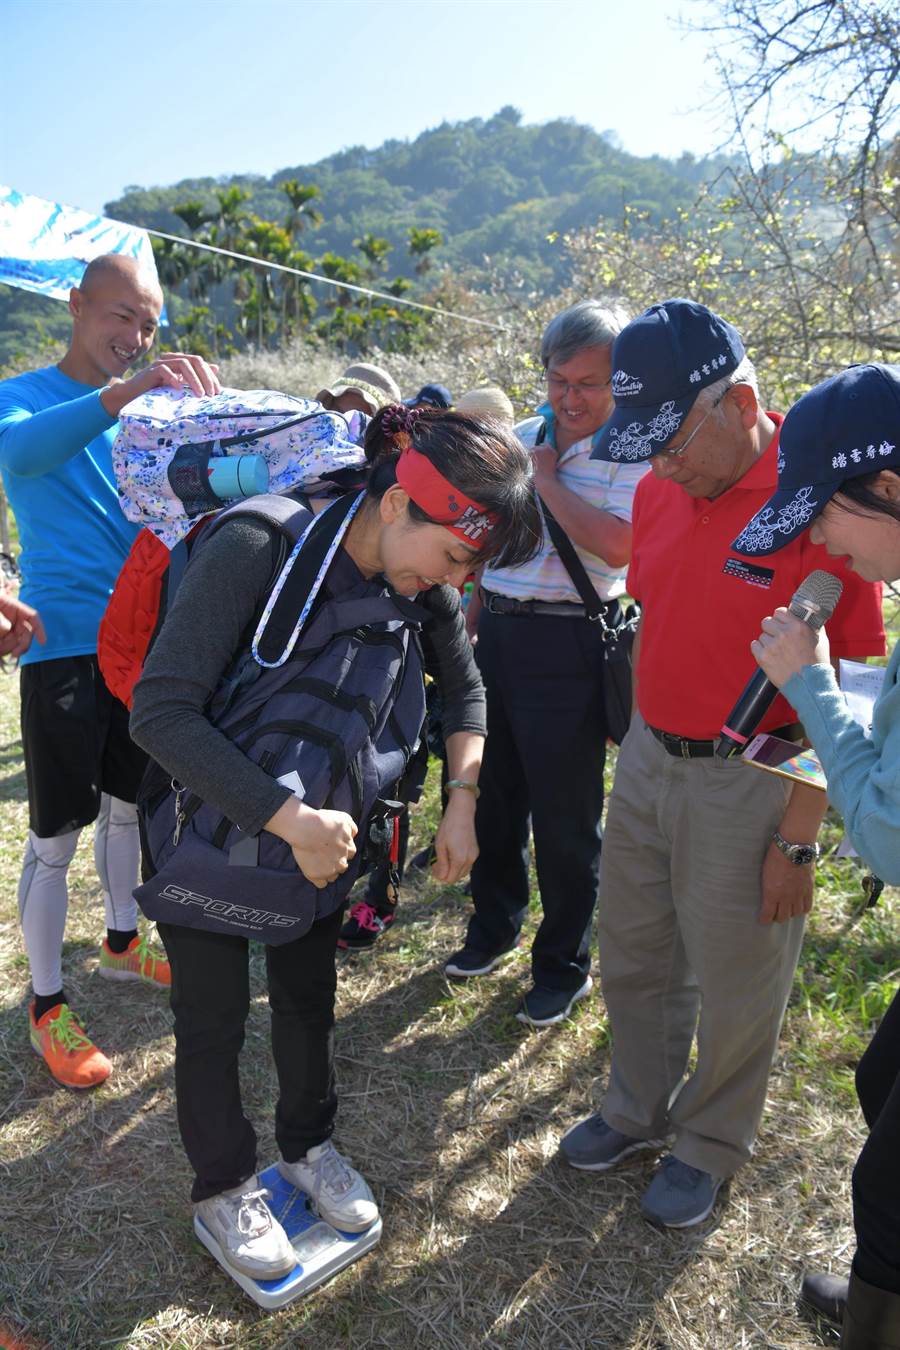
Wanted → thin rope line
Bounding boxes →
[141,227,506,332]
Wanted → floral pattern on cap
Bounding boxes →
[731,485,817,554]
[605,401,684,460]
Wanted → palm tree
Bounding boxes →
[355,233,392,279]
[211,187,252,252]
[281,180,323,240]
[408,227,443,275]
[241,217,293,348]
[172,200,212,235]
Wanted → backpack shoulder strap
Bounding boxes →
[205,491,314,547]
[253,492,363,667]
[204,491,317,599]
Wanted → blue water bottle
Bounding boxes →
[207,454,269,501]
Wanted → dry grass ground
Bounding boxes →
[0,641,897,1350]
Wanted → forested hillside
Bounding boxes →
[0,108,735,367]
[106,108,729,290]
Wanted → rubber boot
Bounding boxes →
[802,1270,849,1324]
[841,1271,900,1349]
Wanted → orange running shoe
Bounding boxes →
[29,1003,112,1089]
[98,933,171,988]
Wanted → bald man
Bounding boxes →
[0,253,220,1088]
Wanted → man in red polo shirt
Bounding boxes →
[558,300,885,1228]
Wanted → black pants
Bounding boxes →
[465,608,608,991]
[157,908,344,1203]
[852,984,900,1294]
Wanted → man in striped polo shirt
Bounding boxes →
[445,301,647,1026]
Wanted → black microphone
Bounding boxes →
[715,569,844,759]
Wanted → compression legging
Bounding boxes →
[93,794,141,935]
[18,794,140,995]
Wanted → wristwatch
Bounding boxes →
[772,831,821,866]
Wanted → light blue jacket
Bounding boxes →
[783,640,900,883]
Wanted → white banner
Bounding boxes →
[0,185,167,321]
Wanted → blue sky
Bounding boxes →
[3,0,726,215]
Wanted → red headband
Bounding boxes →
[394,445,498,548]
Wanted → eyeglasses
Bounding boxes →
[546,374,612,397]
[651,389,728,458]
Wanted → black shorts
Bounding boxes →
[20,655,148,838]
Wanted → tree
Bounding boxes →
[564,184,898,413]
[238,218,294,349]
[281,180,324,239]
[408,227,443,275]
[151,235,190,292]
[354,233,391,279]
[168,200,224,311]
[692,3,900,238]
[209,186,252,252]
[172,305,233,361]
[283,247,317,334]
[171,200,212,235]
[581,0,900,404]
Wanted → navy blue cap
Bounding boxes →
[405,383,453,410]
[732,363,900,556]
[591,299,744,462]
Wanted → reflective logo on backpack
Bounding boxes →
[159,883,298,931]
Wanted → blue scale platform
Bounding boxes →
[193,1161,382,1309]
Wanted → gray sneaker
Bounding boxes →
[640,1155,724,1228]
[194,1178,296,1280]
[279,1141,378,1233]
[559,1113,665,1171]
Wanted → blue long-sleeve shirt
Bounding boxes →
[783,641,900,884]
[0,365,140,663]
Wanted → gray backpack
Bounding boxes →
[134,492,427,944]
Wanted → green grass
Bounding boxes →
[0,602,896,1348]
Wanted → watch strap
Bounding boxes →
[772,830,820,864]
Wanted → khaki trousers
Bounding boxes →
[598,714,804,1178]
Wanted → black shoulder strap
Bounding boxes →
[207,491,313,547]
[532,421,605,621]
[255,492,360,665]
[539,500,605,620]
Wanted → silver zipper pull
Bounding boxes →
[172,781,185,846]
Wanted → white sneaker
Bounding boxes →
[280,1141,379,1233]
[194,1178,296,1280]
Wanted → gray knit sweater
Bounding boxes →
[130,515,485,836]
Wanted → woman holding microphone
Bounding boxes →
[732,363,900,1350]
